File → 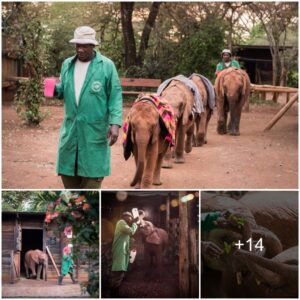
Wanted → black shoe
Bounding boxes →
[70,273,78,284]
[58,276,63,285]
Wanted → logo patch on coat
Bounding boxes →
[91,81,102,92]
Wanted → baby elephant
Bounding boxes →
[25,249,48,281]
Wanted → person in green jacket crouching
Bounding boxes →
[54,26,122,189]
[215,49,240,76]
[110,212,138,297]
[58,246,77,285]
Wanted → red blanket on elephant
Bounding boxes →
[122,94,176,160]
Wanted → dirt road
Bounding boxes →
[2,102,298,189]
[2,278,88,298]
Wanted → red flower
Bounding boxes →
[64,226,73,236]
[47,202,54,210]
[83,203,90,210]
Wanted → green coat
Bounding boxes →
[216,59,240,72]
[111,220,138,272]
[55,51,122,178]
[61,254,74,276]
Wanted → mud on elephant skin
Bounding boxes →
[124,95,170,188]
[24,249,48,281]
[160,80,195,166]
[214,67,250,136]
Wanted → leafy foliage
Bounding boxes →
[4,3,52,125]
[45,192,99,298]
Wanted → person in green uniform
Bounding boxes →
[215,49,240,76]
[110,212,138,297]
[53,26,122,189]
[58,246,77,285]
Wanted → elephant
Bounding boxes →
[189,74,214,146]
[217,247,298,298]
[214,67,250,136]
[159,80,195,166]
[138,212,168,276]
[24,249,48,281]
[123,94,171,188]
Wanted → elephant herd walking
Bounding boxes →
[124,67,251,188]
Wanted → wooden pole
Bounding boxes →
[264,94,298,131]
[166,194,170,233]
[179,192,189,298]
[188,201,198,297]
[46,246,60,276]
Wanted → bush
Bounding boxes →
[287,71,298,88]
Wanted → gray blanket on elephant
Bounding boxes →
[189,73,216,110]
[157,74,204,114]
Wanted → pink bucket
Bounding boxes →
[44,78,56,97]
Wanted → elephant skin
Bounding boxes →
[160,80,195,166]
[214,67,250,136]
[128,96,169,188]
[139,219,168,276]
[227,247,298,298]
[24,249,48,281]
[190,75,213,146]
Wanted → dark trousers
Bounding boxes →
[61,175,103,189]
[110,271,125,298]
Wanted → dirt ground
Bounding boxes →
[2,100,298,189]
[2,277,88,298]
[101,263,180,298]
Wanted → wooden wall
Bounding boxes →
[2,213,93,283]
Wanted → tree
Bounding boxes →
[249,2,298,87]
[120,2,162,73]
[3,2,52,125]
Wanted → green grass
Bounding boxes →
[249,94,279,107]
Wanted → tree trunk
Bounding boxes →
[136,2,162,66]
[120,2,137,69]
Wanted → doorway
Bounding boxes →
[21,228,44,276]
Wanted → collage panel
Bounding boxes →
[201,190,298,298]
[101,190,199,298]
[2,191,99,298]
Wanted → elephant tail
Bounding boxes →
[130,141,147,187]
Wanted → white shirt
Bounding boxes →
[74,59,91,106]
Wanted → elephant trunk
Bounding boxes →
[131,140,148,187]
[235,249,298,284]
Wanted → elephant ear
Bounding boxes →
[31,252,39,264]
[146,230,161,245]
[241,71,251,97]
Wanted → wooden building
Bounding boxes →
[2,211,91,283]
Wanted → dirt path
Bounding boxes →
[2,278,88,298]
[2,102,298,189]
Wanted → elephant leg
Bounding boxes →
[185,122,194,153]
[195,112,206,146]
[37,264,42,280]
[192,115,200,146]
[30,265,37,278]
[132,146,141,189]
[204,108,212,144]
[153,150,165,185]
[229,102,241,136]
[175,123,186,163]
[141,142,158,188]
[162,145,173,169]
[217,96,227,135]
[25,264,29,279]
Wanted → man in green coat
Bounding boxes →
[215,49,240,76]
[111,212,138,297]
[58,246,77,285]
[54,26,122,188]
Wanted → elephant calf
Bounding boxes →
[24,249,48,281]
